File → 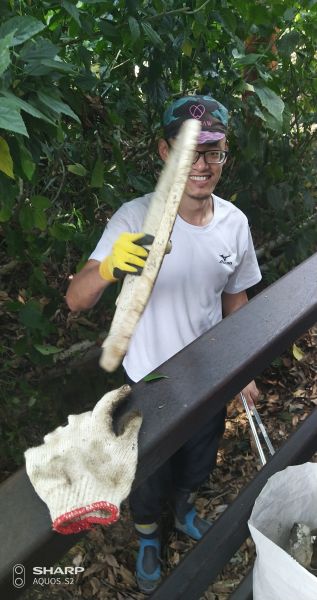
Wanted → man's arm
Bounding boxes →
[221,289,248,316]
[221,290,259,406]
[66,259,111,312]
[66,232,154,312]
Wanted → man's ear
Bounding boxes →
[158,138,169,162]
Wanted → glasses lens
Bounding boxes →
[192,151,200,164]
[205,151,226,163]
[192,150,227,164]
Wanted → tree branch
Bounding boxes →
[148,0,211,21]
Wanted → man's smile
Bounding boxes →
[189,175,210,181]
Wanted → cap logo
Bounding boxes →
[189,104,205,119]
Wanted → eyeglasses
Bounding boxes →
[192,150,228,165]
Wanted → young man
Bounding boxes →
[66,95,262,593]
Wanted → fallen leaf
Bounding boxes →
[170,551,180,566]
[169,540,188,551]
[267,393,280,403]
[72,552,84,567]
[90,576,101,595]
[214,504,228,514]
[289,402,305,410]
[82,562,105,578]
[119,564,135,587]
[292,343,305,361]
[105,554,119,568]
[293,389,306,398]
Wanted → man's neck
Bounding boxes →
[178,195,214,226]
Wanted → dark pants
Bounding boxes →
[126,373,226,523]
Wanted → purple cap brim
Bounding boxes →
[198,131,225,144]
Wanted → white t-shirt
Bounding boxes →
[90,193,262,382]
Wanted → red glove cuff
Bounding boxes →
[52,501,119,534]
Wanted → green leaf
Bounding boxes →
[99,20,119,41]
[128,173,153,193]
[0,200,15,221]
[31,195,51,209]
[19,205,34,231]
[232,50,263,65]
[90,157,104,188]
[253,85,284,124]
[34,344,61,356]
[0,46,10,77]
[14,336,29,356]
[37,91,80,123]
[277,30,301,57]
[254,106,283,133]
[0,32,15,76]
[0,30,15,50]
[67,163,87,176]
[33,209,47,231]
[61,0,81,27]
[49,222,77,241]
[141,22,164,48]
[128,16,140,41]
[143,372,169,382]
[0,16,46,47]
[283,7,297,22]
[18,143,35,180]
[0,91,56,125]
[20,37,58,61]
[0,101,28,136]
[182,40,192,57]
[0,177,16,221]
[24,58,74,76]
[19,301,43,330]
[28,396,37,408]
[0,137,14,179]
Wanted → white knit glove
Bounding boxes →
[24,385,142,534]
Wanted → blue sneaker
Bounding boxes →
[136,537,161,594]
[174,506,211,541]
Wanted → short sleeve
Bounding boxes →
[224,226,262,294]
[89,197,149,262]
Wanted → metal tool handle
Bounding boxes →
[240,393,267,466]
[250,404,275,457]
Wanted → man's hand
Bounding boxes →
[99,232,154,282]
[241,380,259,409]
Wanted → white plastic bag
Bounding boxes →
[249,463,317,600]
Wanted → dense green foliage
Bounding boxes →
[0,1,316,467]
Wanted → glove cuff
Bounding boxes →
[99,257,117,282]
[53,500,119,535]
[46,474,129,535]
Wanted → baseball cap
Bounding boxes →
[163,95,228,144]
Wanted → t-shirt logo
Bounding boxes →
[219,253,232,265]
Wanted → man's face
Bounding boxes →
[158,137,227,203]
[183,139,227,202]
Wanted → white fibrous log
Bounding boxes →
[100,119,201,372]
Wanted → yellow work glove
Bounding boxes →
[99,232,154,282]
